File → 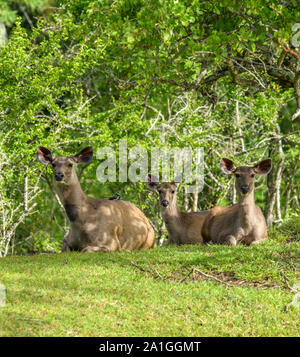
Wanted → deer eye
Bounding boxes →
[251,174,255,178]
[68,163,73,167]
[172,190,175,194]
[158,190,162,194]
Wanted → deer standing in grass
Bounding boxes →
[146,174,210,245]
[37,146,155,252]
[202,158,272,246]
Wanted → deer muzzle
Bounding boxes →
[240,185,250,194]
[55,173,64,181]
[161,200,169,207]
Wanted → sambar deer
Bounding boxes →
[146,174,209,245]
[37,146,155,252]
[202,158,272,246]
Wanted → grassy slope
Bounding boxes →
[0,219,299,337]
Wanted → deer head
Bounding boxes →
[220,158,272,196]
[146,173,182,207]
[37,146,93,185]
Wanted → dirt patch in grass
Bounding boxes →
[273,251,299,273]
[130,262,283,289]
[180,268,282,289]
[285,236,300,244]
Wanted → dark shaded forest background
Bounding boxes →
[0,0,299,256]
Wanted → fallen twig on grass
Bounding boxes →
[180,268,234,287]
[130,261,163,279]
[15,318,45,325]
[280,271,295,292]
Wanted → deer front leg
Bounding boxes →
[220,235,237,246]
[81,227,122,252]
[62,234,72,252]
[249,238,267,246]
[81,246,110,253]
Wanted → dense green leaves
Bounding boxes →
[0,0,299,254]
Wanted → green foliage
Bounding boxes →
[0,0,52,26]
[0,0,299,254]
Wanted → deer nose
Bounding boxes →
[161,200,169,207]
[241,185,249,194]
[55,172,64,181]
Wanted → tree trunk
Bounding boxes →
[232,181,237,204]
[265,163,275,227]
[184,190,189,211]
[283,182,292,218]
[192,192,198,212]
[275,136,284,223]
[0,24,7,46]
[264,134,285,227]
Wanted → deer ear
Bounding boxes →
[220,158,236,174]
[172,173,183,188]
[253,158,272,175]
[146,174,159,190]
[37,146,53,165]
[73,146,93,165]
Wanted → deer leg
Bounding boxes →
[81,246,110,253]
[62,236,72,252]
[223,235,237,246]
[82,246,109,253]
[249,238,266,246]
[82,228,122,253]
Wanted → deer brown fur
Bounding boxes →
[202,158,272,246]
[147,174,209,245]
[37,146,155,252]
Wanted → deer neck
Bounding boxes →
[54,174,86,208]
[161,198,180,222]
[238,190,255,227]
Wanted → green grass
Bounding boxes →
[0,218,299,337]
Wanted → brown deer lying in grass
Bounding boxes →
[37,146,155,252]
[146,173,209,245]
[202,158,272,246]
